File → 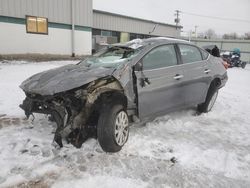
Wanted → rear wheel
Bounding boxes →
[97,103,129,152]
[197,82,219,113]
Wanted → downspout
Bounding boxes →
[71,0,75,57]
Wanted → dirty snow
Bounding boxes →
[0,61,250,188]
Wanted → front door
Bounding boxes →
[135,44,185,120]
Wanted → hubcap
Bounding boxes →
[208,90,218,111]
[115,111,129,146]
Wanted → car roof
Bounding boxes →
[113,37,190,50]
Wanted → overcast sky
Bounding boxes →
[93,0,250,36]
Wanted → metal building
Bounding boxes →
[93,10,180,38]
[0,0,181,56]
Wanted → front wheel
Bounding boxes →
[197,83,219,113]
[97,104,129,152]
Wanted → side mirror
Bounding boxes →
[134,61,143,71]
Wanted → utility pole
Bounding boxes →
[194,25,198,38]
[71,0,75,57]
[189,30,192,42]
[174,10,181,29]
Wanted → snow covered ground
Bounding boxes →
[0,61,250,188]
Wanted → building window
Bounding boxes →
[26,16,48,34]
[101,30,112,37]
[92,29,101,36]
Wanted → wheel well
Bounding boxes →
[98,90,127,108]
[86,90,127,129]
[211,78,221,88]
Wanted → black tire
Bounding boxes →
[97,103,129,152]
[197,82,219,113]
[241,62,246,69]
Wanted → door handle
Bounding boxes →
[204,69,211,74]
[140,77,151,87]
[174,74,184,80]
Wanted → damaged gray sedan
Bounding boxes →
[20,37,228,152]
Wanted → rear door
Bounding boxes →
[135,44,185,119]
[177,44,211,106]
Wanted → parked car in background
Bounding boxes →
[20,38,228,152]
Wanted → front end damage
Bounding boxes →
[20,76,124,148]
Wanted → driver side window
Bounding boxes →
[143,45,178,70]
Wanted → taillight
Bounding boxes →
[222,61,229,69]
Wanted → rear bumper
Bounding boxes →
[219,72,228,89]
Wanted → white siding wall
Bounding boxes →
[0,0,93,27]
[0,22,92,55]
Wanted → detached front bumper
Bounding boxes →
[19,93,89,148]
[19,96,51,119]
[19,95,71,147]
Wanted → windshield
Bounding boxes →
[79,46,141,68]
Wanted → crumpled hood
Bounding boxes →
[20,64,115,95]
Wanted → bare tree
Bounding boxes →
[244,32,250,39]
[222,34,230,39]
[223,32,239,39]
[205,29,217,39]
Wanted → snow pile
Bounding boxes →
[0,62,250,187]
[0,61,76,117]
[52,175,147,188]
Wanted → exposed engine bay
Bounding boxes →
[20,76,126,148]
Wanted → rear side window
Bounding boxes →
[201,49,209,60]
[179,44,202,64]
[143,45,177,70]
